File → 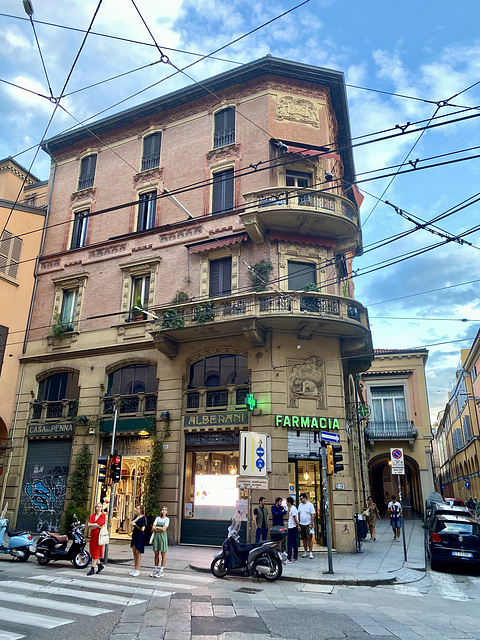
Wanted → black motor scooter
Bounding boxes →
[211,512,285,582]
[34,514,91,569]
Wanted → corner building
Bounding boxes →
[8,58,372,552]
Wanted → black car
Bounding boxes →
[425,502,471,531]
[428,514,480,571]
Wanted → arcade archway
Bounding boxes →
[368,453,422,517]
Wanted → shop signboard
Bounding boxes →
[184,412,248,428]
[275,415,340,430]
[239,431,268,477]
[27,423,75,437]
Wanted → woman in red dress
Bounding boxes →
[86,503,106,576]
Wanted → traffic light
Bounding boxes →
[98,456,111,485]
[110,454,123,483]
[326,444,344,474]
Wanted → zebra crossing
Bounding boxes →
[0,565,214,640]
[387,570,480,601]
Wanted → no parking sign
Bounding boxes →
[390,447,404,475]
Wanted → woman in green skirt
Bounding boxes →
[150,507,169,578]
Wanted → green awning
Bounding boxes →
[100,416,153,434]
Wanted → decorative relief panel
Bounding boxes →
[88,243,127,260]
[70,188,96,205]
[206,144,241,165]
[276,96,320,127]
[287,356,326,409]
[133,167,164,186]
[159,226,203,244]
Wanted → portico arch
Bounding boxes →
[368,453,422,517]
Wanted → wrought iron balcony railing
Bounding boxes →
[213,128,235,149]
[141,152,161,171]
[31,399,78,421]
[102,393,157,416]
[186,386,249,411]
[365,420,418,439]
[77,175,94,191]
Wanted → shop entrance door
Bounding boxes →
[288,459,325,546]
[98,455,149,538]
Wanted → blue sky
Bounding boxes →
[2,0,480,420]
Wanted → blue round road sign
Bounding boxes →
[392,449,402,460]
[256,447,265,457]
[256,458,265,470]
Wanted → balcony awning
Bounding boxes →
[188,233,248,254]
[270,230,336,248]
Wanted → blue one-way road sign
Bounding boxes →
[321,431,340,443]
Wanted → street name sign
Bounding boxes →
[239,431,268,477]
[236,478,269,489]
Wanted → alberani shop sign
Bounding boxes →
[184,412,248,427]
[275,415,340,430]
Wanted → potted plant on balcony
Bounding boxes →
[130,296,145,322]
[162,291,189,329]
[248,260,273,292]
[49,313,71,341]
[194,302,215,324]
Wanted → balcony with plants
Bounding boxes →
[240,187,359,250]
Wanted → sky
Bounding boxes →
[2,0,480,422]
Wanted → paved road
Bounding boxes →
[1,558,480,640]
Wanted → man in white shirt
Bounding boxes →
[285,496,300,563]
[387,495,402,542]
[298,493,315,558]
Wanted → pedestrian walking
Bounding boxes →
[271,497,287,554]
[362,496,381,541]
[298,493,315,558]
[253,497,269,543]
[86,502,106,576]
[387,495,402,542]
[285,496,300,563]
[466,497,475,513]
[130,505,146,576]
[150,506,169,578]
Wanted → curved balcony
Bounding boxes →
[150,291,371,359]
[241,187,360,251]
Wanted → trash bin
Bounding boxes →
[357,518,368,540]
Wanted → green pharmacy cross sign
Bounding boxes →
[357,404,371,418]
[245,393,257,411]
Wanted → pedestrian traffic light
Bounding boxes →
[110,454,123,483]
[98,456,111,485]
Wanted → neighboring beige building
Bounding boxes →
[433,339,480,501]
[362,348,434,516]
[0,157,47,483]
[5,58,373,551]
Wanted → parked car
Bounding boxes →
[425,502,471,531]
[428,514,480,571]
[443,497,464,507]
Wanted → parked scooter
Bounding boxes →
[35,514,91,568]
[211,511,285,582]
[0,504,34,562]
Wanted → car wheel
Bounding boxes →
[211,557,229,578]
[430,557,442,572]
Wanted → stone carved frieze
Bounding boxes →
[288,356,326,409]
[88,243,127,260]
[133,167,164,186]
[40,260,61,270]
[70,188,96,205]
[206,145,241,165]
[159,226,203,244]
[276,96,319,127]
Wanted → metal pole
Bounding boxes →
[248,488,252,543]
[354,377,367,505]
[103,406,118,565]
[397,474,407,562]
[320,445,334,574]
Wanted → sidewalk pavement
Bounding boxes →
[106,518,426,586]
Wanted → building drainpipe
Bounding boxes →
[23,142,57,353]
[0,364,26,514]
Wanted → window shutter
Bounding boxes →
[220,257,232,296]
[209,259,221,298]
[0,324,8,375]
[223,169,234,213]
[212,169,234,215]
[8,235,22,278]
[142,133,161,170]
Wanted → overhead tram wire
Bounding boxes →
[24,1,54,100]
[0,0,104,239]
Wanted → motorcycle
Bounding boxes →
[35,514,91,569]
[0,503,34,562]
[211,511,285,582]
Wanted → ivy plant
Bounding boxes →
[64,444,92,531]
[249,260,273,292]
[143,437,164,521]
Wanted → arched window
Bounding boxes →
[34,371,79,420]
[187,354,249,408]
[105,364,157,414]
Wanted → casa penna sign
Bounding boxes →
[275,415,340,430]
[27,422,75,437]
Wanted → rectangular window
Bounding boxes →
[212,169,234,215]
[60,290,78,331]
[209,257,232,298]
[0,230,22,280]
[137,191,157,231]
[288,261,316,290]
[131,274,151,312]
[214,107,235,149]
[141,132,162,171]
[463,415,472,443]
[371,386,407,424]
[286,170,311,188]
[78,154,97,190]
[70,210,89,249]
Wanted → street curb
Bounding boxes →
[189,562,397,586]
